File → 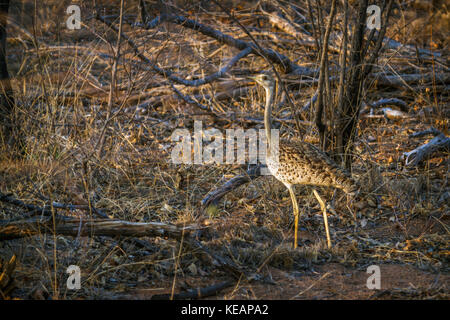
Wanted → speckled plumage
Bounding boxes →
[266,139,357,194]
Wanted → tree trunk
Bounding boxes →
[338,0,368,169]
[0,0,17,150]
[314,0,393,170]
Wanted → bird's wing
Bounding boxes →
[277,139,357,193]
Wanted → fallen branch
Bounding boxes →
[201,165,263,207]
[366,98,408,112]
[0,216,203,240]
[408,127,442,139]
[151,236,265,299]
[402,133,450,167]
[168,83,211,112]
[0,192,109,219]
[383,36,441,58]
[0,192,51,215]
[373,73,450,88]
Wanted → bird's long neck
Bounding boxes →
[264,84,275,152]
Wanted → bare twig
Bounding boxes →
[96,0,125,159]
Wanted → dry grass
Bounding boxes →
[0,0,448,299]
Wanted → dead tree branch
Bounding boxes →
[260,8,339,53]
[0,192,109,219]
[136,86,251,111]
[402,133,450,167]
[366,98,408,112]
[96,15,253,115]
[0,215,203,240]
[133,14,316,76]
[373,72,450,88]
[201,165,262,207]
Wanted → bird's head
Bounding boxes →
[248,73,275,90]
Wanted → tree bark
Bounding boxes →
[0,216,203,240]
[0,0,17,150]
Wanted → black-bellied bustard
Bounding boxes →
[249,73,358,249]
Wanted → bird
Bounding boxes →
[248,72,358,249]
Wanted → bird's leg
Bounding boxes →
[312,189,331,249]
[288,186,300,249]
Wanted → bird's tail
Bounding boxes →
[341,178,359,196]
[331,167,359,196]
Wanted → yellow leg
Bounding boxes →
[288,186,299,249]
[313,189,331,249]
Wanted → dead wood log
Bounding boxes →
[0,216,203,240]
[366,98,408,112]
[242,116,313,127]
[139,237,263,300]
[372,73,450,88]
[120,236,248,299]
[359,98,410,120]
[383,36,441,58]
[402,133,450,167]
